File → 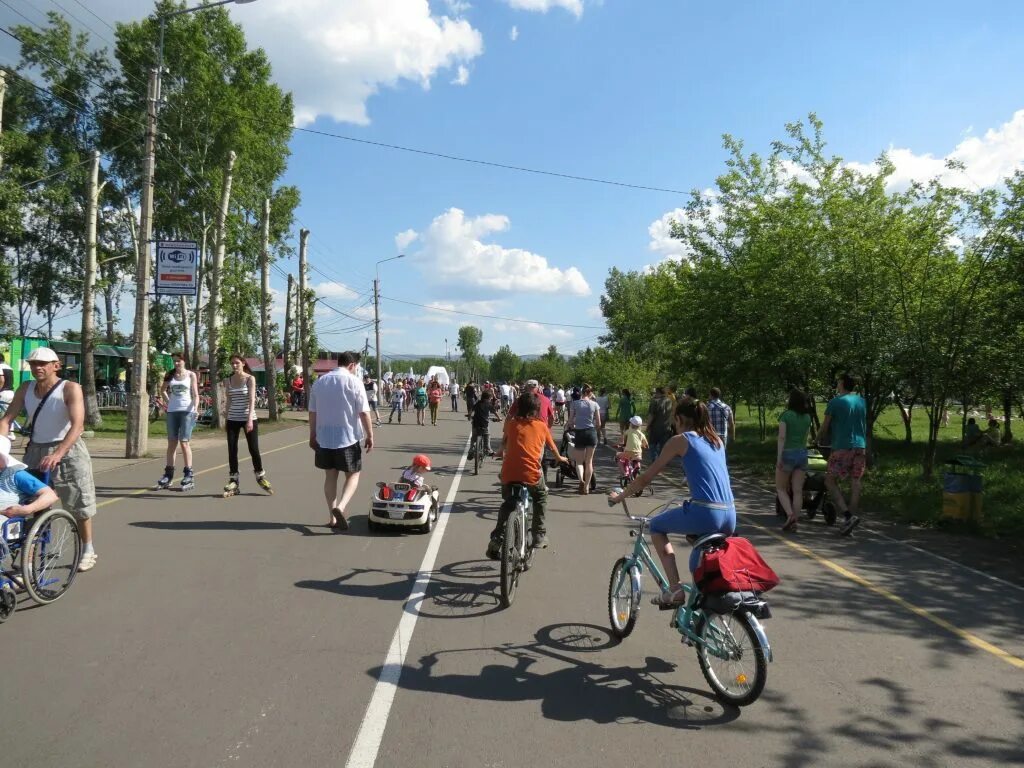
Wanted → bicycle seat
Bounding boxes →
[691,532,728,551]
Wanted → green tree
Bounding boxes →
[489,344,520,382]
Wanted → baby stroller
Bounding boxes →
[775,448,837,525]
[553,428,598,491]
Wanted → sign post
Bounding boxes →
[155,240,199,296]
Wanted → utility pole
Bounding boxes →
[374,277,382,390]
[259,197,278,421]
[282,272,293,379]
[179,297,190,368]
[125,67,159,459]
[191,223,208,372]
[82,149,102,428]
[298,229,310,410]
[207,150,236,430]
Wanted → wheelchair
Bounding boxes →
[0,471,82,623]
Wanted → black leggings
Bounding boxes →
[227,420,263,474]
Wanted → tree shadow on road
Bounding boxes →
[368,622,739,729]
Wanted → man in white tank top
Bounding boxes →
[0,346,99,571]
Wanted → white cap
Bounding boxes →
[26,347,59,363]
[629,415,643,427]
[0,435,27,471]
[525,379,539,388]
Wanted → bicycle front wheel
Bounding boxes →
[696,610,768,706]
[607,557,639,638]
[500,507,524,607]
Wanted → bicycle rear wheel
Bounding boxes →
[696,609,768,706]
[22,509,82,604]
[607,557,639,638]
[500,507,524,607]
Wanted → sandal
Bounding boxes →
[782,517,799,532]
[329,509,349,532]
[78,552,98,572]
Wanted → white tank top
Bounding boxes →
[165,371,194,412]
[25,380,71,443]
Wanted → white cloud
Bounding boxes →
[405,208,591,296]
[451,65,470,86]
[493,319,573,339]
[648,109,1024,258]
[84,1,483,127]
[310,280,360,300]
[503,0,584,17]
[395,229,419,251]
[510,25,519,41]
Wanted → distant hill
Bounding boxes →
[385,353,561,362]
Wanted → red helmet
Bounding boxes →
[412,454,432,471]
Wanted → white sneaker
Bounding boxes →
[78,552,98,572]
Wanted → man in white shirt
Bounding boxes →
[499,382,513,410]
[449,380,460,412]
[309,351,373,531]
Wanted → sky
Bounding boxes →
[3,0,1024,358]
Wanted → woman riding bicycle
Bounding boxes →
[608,399,735,606]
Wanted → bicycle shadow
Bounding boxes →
[369,622,738,728]
[131,519,329,537]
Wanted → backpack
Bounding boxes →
[693,537,780,595]
[415,389,428,407]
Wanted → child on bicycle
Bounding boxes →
[615,415,649,474]
[608,400,736,607]
[468,390,496,458]
[487,392,565,559]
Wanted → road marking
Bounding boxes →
[637,463,1024,671]
[94,438,309,509]
[345,436,471,768]
[742,516,1024,671]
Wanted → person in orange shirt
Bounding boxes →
[487,392,565,559]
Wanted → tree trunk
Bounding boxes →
[81,150,102,428]
[259,198,278,421]
[282,272,293,386]
[1002,387,1014,443]
[896,396,914,443]
[207,151,236,430]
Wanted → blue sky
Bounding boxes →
[4,1,1024,358]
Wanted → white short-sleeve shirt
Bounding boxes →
[309,367,370,449]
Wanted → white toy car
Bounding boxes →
[369,481,440,533]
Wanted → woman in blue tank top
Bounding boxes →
[609,399,736,606]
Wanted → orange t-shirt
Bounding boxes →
[501,418,557,485]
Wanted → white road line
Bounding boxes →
[344,436,471,768]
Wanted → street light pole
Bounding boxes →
[374,254,404,388]
[125,0,259,458]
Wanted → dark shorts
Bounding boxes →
[572,427,598,448]
[315,442,362,473]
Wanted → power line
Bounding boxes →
[380,295,607,329]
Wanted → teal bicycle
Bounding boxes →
[606,497,773,706]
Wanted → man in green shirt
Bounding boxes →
[819,373,866,537]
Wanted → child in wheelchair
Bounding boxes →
[0,435,58,519]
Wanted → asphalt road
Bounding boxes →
[4,408,1023,768]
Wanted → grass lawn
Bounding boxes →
[729,404,1024,539]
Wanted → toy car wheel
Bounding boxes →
[0,583,16,623]
[420,504,438,534]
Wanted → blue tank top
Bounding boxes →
[681,431,734,506]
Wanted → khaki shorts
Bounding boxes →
[24,439,97,520]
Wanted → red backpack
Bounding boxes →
[693,537,780,594]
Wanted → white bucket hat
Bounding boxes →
[25,347,59,363]
[629,415,643,427]
[0,435,27,471]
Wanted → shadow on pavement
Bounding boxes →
[368,622,739,729]
[131,519,329,537]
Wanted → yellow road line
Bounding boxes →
[637,460,1024,671]
[742,516,1024,671]
[95,438,309,509]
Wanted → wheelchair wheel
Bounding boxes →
[22,509,82,605]
[0,583,16,622]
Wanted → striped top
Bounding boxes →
[226,375,255,422]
